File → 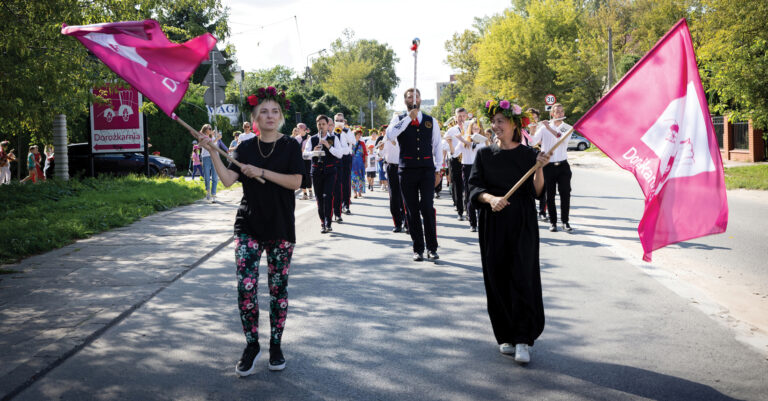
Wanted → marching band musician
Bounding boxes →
[303,115,344,233]
[386,88,443,262]
[444,108,469,221]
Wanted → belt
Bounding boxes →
[549,160,568,166]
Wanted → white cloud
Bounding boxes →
[222,0,509,107]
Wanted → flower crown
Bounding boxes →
[246,86,291,112]
[483,98,530,129]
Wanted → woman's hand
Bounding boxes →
[240,164,263,180]
[198,136,214,151]
[490,196,509,212]
[535,151,550,167]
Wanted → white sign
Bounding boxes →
[208,104,240,126]
[545,94,557,105]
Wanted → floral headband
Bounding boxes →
[483,98,530,129]
[246,86,291,112]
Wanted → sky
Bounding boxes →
[221,0,511,106]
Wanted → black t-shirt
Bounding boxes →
[228,135,304,243]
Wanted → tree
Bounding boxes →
[697,0,768,129]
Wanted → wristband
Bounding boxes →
[260,169,265,179]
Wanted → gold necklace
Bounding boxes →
[257,136,277,158]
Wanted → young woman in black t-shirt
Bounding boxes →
[199,87,303,376]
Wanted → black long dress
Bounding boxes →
[468,144,545,346]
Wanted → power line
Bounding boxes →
[230,15,297,36]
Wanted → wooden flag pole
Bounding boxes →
[175,116,265,183]
[502,127,573,201]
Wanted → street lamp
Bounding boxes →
[305,48,326,84]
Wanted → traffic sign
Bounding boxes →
[545,94,557,105]
[201,48,226,65]
[203,86,226,106]
[201,67,226,87]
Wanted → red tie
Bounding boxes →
[410,118,419,126]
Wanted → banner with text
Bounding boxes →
[90,86,144,153]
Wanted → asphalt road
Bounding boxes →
[11,163,768,401]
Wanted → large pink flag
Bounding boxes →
[62,20,216,117]
[573,19,728,261]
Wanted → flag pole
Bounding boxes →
[502,128,573,200]
[175,116,266,183]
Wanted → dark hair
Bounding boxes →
[404,88,421,98]
[526,108,540,117]
[494,112,522,143]
[455,107,467,115]
[315,114,330,123]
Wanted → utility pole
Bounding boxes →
[607,26,615,89]
[211,50,217,128]
[369,77,374,129]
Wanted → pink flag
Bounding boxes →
[573,19,728,261]
[62,20,216,117]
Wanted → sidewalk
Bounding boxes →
[0,188,243,400]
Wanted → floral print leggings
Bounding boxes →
[235,234,294,346]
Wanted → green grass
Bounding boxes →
[724,164,768,190]
[0,175,210,265]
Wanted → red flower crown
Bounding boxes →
[246,86,291,112]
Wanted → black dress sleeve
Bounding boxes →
[286,138,304,175]
[468,147,490,209]
[227,144,244,182]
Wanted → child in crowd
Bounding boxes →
[191,145,203,180]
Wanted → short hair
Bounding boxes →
[455,107,467,115]
[316,114,330,123]
[526,108,540,117]
[334,113,345,120]
[242,121,251,129]
[551,103,563,110]
[404,88,421,98]
[29,145,37,151]
[233,131,241,136]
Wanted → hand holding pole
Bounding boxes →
[175,116,265,183]
[501,128,573,201]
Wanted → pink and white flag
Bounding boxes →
[573,19,728,261]
[62,20,216,117]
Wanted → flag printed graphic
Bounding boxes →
[62,20,217,117]
[573,19,728,261]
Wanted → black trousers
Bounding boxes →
[449,157,464,215]
[341,154,352,208]
[332,162,344,217]
[434,168,443,194]
[387,163,406,228]
[462,164,477,228]
[312,166,337,228]
[399,166,438,253]
[543,161,572,225]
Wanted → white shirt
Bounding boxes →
[458,140,486,165]
[302,131,344,160]
[382,139,400,164]
[239,132,256,144]
[342,128,356,155]
[444,123,470,158]
[530,121,573,162]
[385,111,443,169]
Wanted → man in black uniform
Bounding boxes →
[302,115,344,233]
[386,88,443,261]
[334,113,354,215]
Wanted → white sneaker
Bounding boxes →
[499,343,515,355]
[514,344,530,363]
[211,195,217,203]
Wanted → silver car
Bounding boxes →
[568,133,591,151]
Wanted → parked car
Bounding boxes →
[49,143,176,177]
[568,133,591,151]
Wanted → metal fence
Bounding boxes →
[711,116,724,148]
[733,121,750,150]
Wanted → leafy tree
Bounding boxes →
[697,0,768,129]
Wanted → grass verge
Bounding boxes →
[724,164,768,190]
[0,175,209,265]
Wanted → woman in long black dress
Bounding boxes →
[468,99,550,364]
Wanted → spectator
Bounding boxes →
[350,128,367,198]
[229,131,241,155]
[20,145,41,183]
[190,145,203,180]
[43,145,54,179]
[0,141,15,184]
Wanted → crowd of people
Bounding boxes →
[0,141,55,185]
[195,83,576,376]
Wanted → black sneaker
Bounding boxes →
[392,226,403,233]
[321,225,328,234]
[335,216,343,223]
[549,224,557,232]
[470,226,477,232]
[563,223,573,232]
[413,252,424,261]
[343,207,351,215]
[457,215,465,221]
[235,343,261,377]
[435,193,441,199]
[268,345,286,371]
[427,250,439,261]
